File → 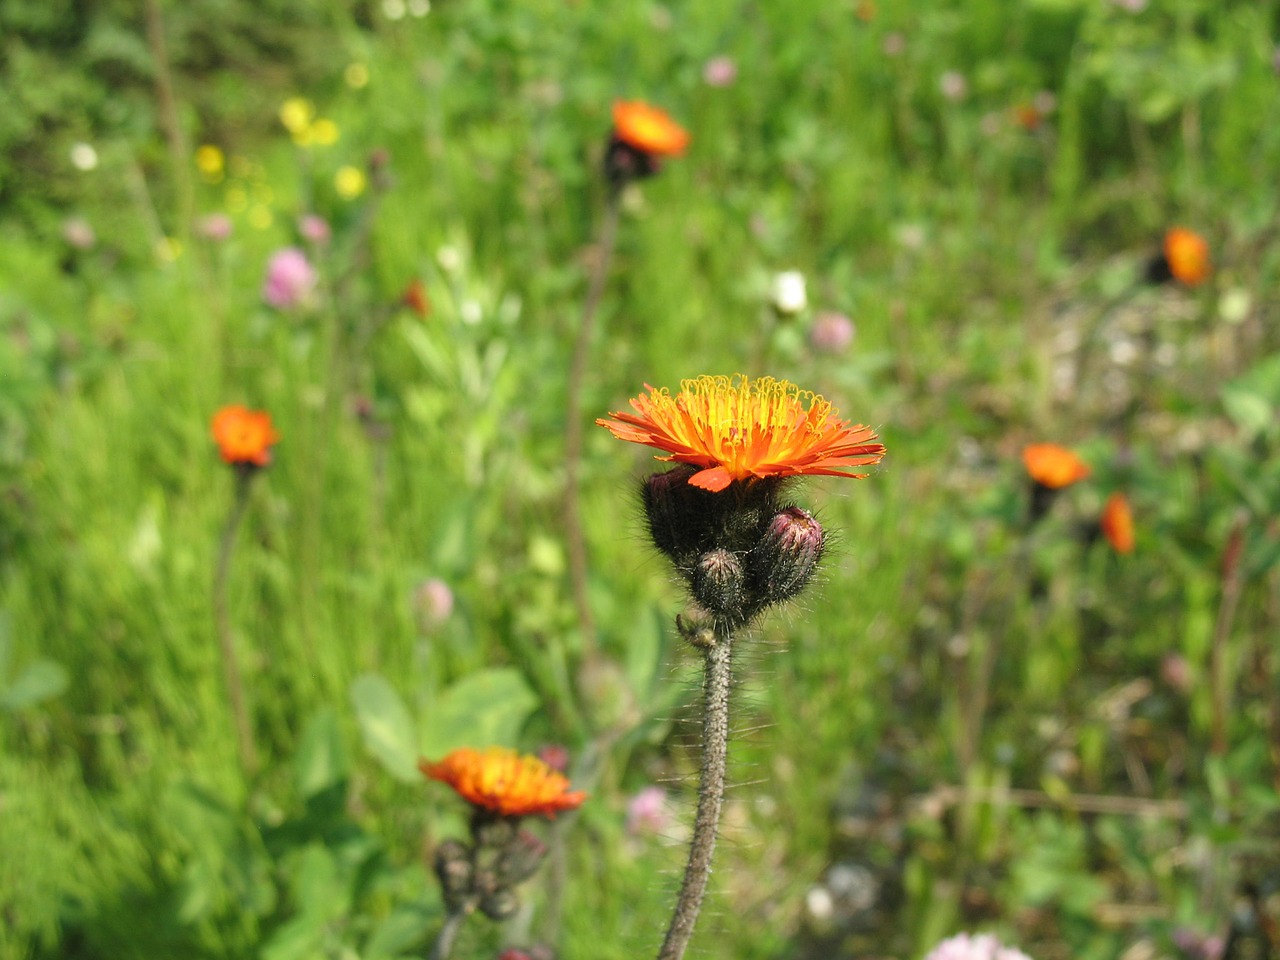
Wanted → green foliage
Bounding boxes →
[3,0,1280,956]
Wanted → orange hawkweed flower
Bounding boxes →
[421,747,587,818]
[1022,443,1090,489]
[1163,227,1210,287]
[611,100,690,158]
[597,375,886,493]
[211,405,280,467]
[1100,492,1135,554]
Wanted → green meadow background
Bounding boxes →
[3,0,1280,957]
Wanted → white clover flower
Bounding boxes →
[70,142,99,171]
[770,270,808,316]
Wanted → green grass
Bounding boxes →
[3,0,1280,957]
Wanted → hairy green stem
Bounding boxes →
[427,904,472,960]
[212,468,258,779]
[658,629,734,960]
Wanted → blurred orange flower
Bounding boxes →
[1100,492,1135,554]
[598,375,886,493]
[1022,443,1089,489]
[212,405,280,467]
[401,278,431,318]
[611,100,690,158]
[421,747,587,818]
[1163,227,1210,287]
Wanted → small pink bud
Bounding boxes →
[702,56,737,87]
[299,214,331,245]
[626,786,670,836]
[413,577,454,631]
[810,311,855,354]
[197,213,233,242]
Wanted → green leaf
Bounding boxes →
[364,904,438,959]
[294,706,349,801]
[1,658,69,711]
[350,674,420,783]
[419,667,538,759]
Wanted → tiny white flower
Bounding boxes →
[771,270,808,315]
[70,142,99,171]
[408,0,430,15]
[436,245,462,273]
[382,0,406,19]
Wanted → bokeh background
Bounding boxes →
[3,1,1280,958]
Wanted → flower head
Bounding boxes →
[421,747,587,818]
[599,376,885,493]
[611,100,690,157]
[627,785,671,835]
[770,270,808,315]
[1100,492,1135,553]
[1163,227,1210,287]
[262,247,317,309]
[212,405,280,467]
[1022,443,1090,489]
[924,932,1033,960]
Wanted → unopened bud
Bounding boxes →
[433,839,473,907]
[480,888,520,920]
[496,829,549,886]
[692,548,746,620]
[750,506,824,603]
[642,466,704,561]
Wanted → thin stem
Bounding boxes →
[427,904,472,960]
[563,191,623,655]
[658,628,734,960]
[143,0,194,238]
[1210,513,1247,757]
[212,468,259,778]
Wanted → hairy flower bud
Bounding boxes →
[642,466,709,563]
[496,829,549,886]
[749,506,824,604]
[692,549,747,621]
[433,839,473,909]
[480,888,520,921]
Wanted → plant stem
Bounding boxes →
[212,468,259,779]
[1210,512,1247,757]
[658,628,734,960]
[143,0,194,238]
[563,191,622,656]
[427,904,472,960]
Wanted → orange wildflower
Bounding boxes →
[401,278,431,318]
[421,747,587,818]
[611,100,690,158]
[211,405,280,467]
[1100,492,1135,554]
[1163,227,1210,287]
[597,375,886,493]
[1022,443,1090,489]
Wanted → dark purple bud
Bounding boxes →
[750,507,824,604]
[496,829,549,886]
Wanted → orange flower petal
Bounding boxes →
[1022,443,1089,489]
[597,375,886,488]
[611,100,690,157]
[421,747,587,818]
[212,405,280,467]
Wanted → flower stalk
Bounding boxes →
[563,191,622,653]
[658,627,734,960]
[212,466,259,779]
